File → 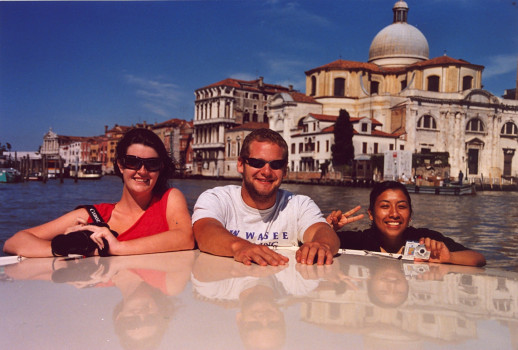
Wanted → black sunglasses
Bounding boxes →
[120,155,163,172]
[243,157,287,170]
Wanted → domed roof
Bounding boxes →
[368,1,429,67]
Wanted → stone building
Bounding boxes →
[192,77,290,176]
[299,0,518,181]
[152,118,194,174]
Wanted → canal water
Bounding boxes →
[1,176,517,271]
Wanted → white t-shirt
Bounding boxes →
[192,185,327,248]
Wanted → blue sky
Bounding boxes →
[1,0,517,151]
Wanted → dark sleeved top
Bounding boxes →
[338,226,469,253]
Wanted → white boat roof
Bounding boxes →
[1,249,516,349]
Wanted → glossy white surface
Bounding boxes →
[1,249,517,349]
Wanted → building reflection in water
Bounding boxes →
[2,250,517,349]
[299,254,518,349]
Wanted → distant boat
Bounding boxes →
[405,183,475,195]
[0,168,22,183]
[70,163,103,180]
[27,172,42,181]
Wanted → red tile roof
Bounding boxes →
[229,122,269,131]
[307,113,338,122]
[287,91,319,104]
[152,118,191,129]
[306,56,483,75]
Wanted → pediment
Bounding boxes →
[464,89,499,104]
[465,137,485,146]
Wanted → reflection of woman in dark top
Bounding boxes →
[327,181,486,267]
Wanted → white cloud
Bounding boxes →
[124,74,187,117]
[483,54,518,79]
[262,1,332,28]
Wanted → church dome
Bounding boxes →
[368,1,429,67]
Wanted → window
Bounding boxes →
[371,81,379,95]
[310,76,316,96]
[389,144,394,150]
[317,141,320,153]
[373,143,378,153]
[291,143,296,154]
[299,143,303,153]
[417,115,437,129]
[333,78,345,97]
[362,142,367,154]
[243,110,250,123]
[400,79,407,91]
[400,145,404,150]
[427,75,440,92]
[501,122,517,136]
[361,123,368,132]
[462,76,473,90]
[466,118,484,132]
[326,140,329,152]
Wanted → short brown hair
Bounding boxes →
[240,128,288,160]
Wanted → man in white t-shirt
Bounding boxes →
[192,128,340,266]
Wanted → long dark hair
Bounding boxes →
[368,181,413,216]
[114,128,173,196]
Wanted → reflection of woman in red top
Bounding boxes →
[4,128,194,257]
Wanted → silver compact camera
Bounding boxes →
[403,241,431,260]
[414,244,431,260]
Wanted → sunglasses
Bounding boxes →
[243,157,287,170]
[120,155,163,172]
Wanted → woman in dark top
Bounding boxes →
[327,181,486,267]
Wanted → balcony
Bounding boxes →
[193,118,237,126]
[192,142,225,150]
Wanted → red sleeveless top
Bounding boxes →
[89,188,172,241]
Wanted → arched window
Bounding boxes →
[466,118,484,132]
[311,76,316,96]
[427,75,440,92]
[371,81,379,95]
[252,111,258,122]
[417,115,437,129]
[462,76,473,91]
[226,137,231,157]
[501,122,518,136]
[333,78,345,97]
[400,79,407,91]
[243,110,250,123]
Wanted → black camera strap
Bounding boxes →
[75,205,119,238]
[76,205,105,225]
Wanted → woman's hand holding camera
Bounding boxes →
[85,225,119,254]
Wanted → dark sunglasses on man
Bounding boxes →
[120,155,163,172]
[243,157,287,170]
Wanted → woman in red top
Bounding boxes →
[4,128,194,257]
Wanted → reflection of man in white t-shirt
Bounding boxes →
[192,128,340,266]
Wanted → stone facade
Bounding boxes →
[192,77,290,177]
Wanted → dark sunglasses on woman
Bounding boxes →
[120,155,163,172]
[243,157,287,170]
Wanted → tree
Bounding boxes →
[331,109,355,171]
